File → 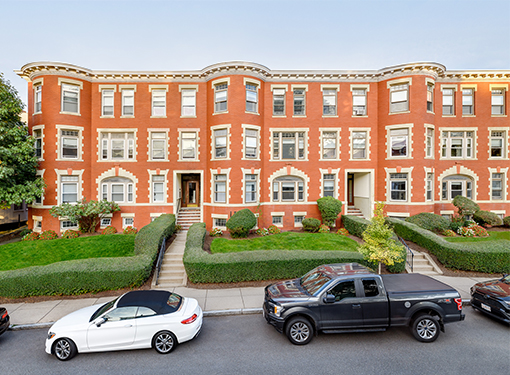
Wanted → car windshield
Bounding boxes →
[89,297,118,322]
[300,269,332,296]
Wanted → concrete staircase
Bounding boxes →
[152,231,188,289]
[407,250,443,276]
[347,206,365,219]
[176,207,201,231]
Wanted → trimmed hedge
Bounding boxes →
[388,218,510,273]
[183,223,366,283]
[226,209,257,238]
[504,216,510,228]
[0,214,175,298]
[405,213,451,233]
[473,210,503,227]
[302,217,321,232]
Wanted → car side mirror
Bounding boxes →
[95,317,106,327]
[323,294,336,304]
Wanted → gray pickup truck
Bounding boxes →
[263,263,465,345]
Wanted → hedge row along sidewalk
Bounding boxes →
[183,223,365,283]
[0,215,176,298]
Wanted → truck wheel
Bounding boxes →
[286,317,313,345]
[411,314,440,343]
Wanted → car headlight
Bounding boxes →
[274,305,283,317]
[47,332,56,340]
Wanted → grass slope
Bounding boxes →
[444,231,510,243]
[211,232,359,253]
[0,234,136,271]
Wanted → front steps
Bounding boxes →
[176,207,201,231]
[406,251,443,276]
[347,206,365,219]
[152,231,188,288]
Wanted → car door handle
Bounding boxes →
[352,304,361,309]
[124,324,133,328]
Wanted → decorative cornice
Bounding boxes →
[15,61,510,83]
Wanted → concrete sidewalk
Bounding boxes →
[3,275,493,330]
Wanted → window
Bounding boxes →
[273,89,285,116]
[214,218,227,227]
[34,129,42,158]
[272,216,283,225]
[323,89,337,115]
[492,173,503,200]
[61,175,79,204]
[181,132,197,160]
[323,174,335,197]
[490,131,505,158]
[34,219,42,232]
[294,215,304,225]
[272,131,305,160]
[101,177,134,203]
[322,131,337,159]
[61,130,79,159]
[150,132,166,160]
[34,84,42,113]
[61,220,78,230]
[427,84,434,112]
[123,217,134,228]
[151,89,166,116]
[390,173,408,201]
[245,174,257,203]
[152,175,165,202]
[329,280,356,302]
[101,132,135,161]
[426,173,433,201]
[441,131,473,158]
[272,176,304,202]
[214,129,227,159]
[102,89,114,116]
[246,83,258,113]
[293,89,306,116]
[214,83,228,113]
[442,88,455,115]
[34,192,42,205]
[462,88,474,115]
[441,176,473,200]
[352,89,367,116]
[61,83,79,113]
[100,218,111,227]
[362,279,379,297]
[244,129,258,159]
[426,128,434,158]
[390,128,408,157]
[390,84,409,113]
[181,89,196,116]
[122,89,134,116]
[214,174,226,203]
[352,131,367,159]
[492,89,505,115]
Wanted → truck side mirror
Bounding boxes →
[323,294,336,304]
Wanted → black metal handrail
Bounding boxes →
[154,237,167,286]
[399,236,414,273]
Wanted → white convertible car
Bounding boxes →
[45,290,202,361]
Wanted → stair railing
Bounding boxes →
[154,237,167,286]
[399,236,413,273]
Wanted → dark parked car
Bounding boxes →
[0,307,9,336]
[470,275,510,324]
[264,263,465,345]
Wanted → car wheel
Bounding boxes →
[153,331,177,354]
[53,338,77,361]
[286,317,313,345]
[411,314,440,343]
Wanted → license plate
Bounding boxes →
[481,303,491,312]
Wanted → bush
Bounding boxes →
[256,228,269,236]
[442,229,456,237]
[317,196,343,226]
[0,214,176,298]
[123,226,138,235]
[389,218,510,273]
[268,225,280,235]
[302,217,321,232]
[61,230,80,239]
[452,195,479,218]
[449,215,468,232]
[318,224,330,233]
[341,215,370,237]
[102,225,117,235]
[336,228,349,236]
[22,232,39,241]
[183,223,366,283]
[504,216,510,228]
[226,209,256,238]
[473,210,503,227]
[210,228,223,237]
[40,230,58,240]
[405,213,451,233]
[20,228,32,237]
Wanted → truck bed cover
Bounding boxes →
[381,274,455,294]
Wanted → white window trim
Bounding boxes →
[321,84,339,118]
[33,124,45,161]
[210,124,231,161]
[212,78,230,114]
[460,84,477,117]
[32,215,43,233]
[97,128,138,162]
[241,168,261,205]
[488,167,508,202]
[349,127,371,161]
[268,166,309,204]
[488,127,509,160]
[320,168,340,199]
[270,212,285,228]
[33,78,43,115]
[147,128,169,162]
[293,211,307,228]
[426,78,435,114]
[100,214,113,229]
[119,85,137,118]
[384,167,414,204]
[55,125,84,161]
[241,124,261,161]
[244,78,261,115]
[149,85,168,118]
[31,169,45,207]
[490,84,508,118]
[291,85,308,118]
[387,77,412,115]
[212,214,228,230]
[210,168,231,205]
[385,124,413,160]
[60,218,79,232]
[55,169,84,205]
[424,124,435,159]
[148,169,169,204]
[437,165,479,202]
[350,84,370,117]
[271,84,288,117]
[99,85,117,118]
[58,78,83,116]
[95,167,138,205]
[178,129,200,162]
[424,167,434,202]
[179,85,199,118]
[439,127,478,160]
[319,128,341,161]
[440,84,457,117]
[270,128,309,161]
[121,213,135,229]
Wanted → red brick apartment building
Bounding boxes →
[15,61,509,233]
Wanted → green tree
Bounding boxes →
[0,73,45,209]
[317,196,343,227]
[452,195,480,219]
[50,199,121,233]
[359,202,403,274]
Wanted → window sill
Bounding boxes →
[180,115,197,119]
[388,111,410,115]
[270,159,309,162]
[178,159,200,162]
[319,158,341,161]
[351,115,368,118]
[213,111,228,115]
[56,158,83,162]
[100,115,115,119]
[348,158,370,161]
[292,115,306,118]
[462,115,476,117]
[488,157,509,160]
[385,156,412,160]
[59,111,81,116]
[98,159,138,162]
[241,157,261,161]
[246,111,260,115]
[150,116,167,119]
[121,115,135,119]
[442,115,456,117]
[427,111,435,115]
[272,115,286,118]
[322,115,338,118]
[439,157,477,161]
[211,158,231,161]
[33,111,42,116]
[491,114,507,117]
[148,159,169,162]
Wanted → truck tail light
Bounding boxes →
[454,298,462,311]
[1,310,7,319]
[181,314,198,324]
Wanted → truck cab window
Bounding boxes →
[329,280,356,302]
[362,279,379,297]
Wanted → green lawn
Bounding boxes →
[0,234,136,271]
[444,231,510,243]
[211,232,359,253]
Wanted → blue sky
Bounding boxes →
[1,0,509,105]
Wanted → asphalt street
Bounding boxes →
[0,308,508,375]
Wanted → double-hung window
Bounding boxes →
[61,130,79,159]
[426,128,434,158]
[352,89,367,116]
[441,131,473,158]
[34,129,42,159]
[272,131,305,160]
[390,128,408,157]
[245,174,257,203]
[490,131,505,158]
[390,84,409,113]
[61,83,79,113]
[322,131,337,159]
[214,83,228,113]
[61,175,79,204]
[244,129,258,159]
[323,174,335,197]
[122,89,135,116]
[442,88,455,115]
[151,89,166,116]
[462,88,474,115]
[273,89,285,116]
[34,84,42,113]
[491,173,503,200]
[152,175,165,202]
[427,84,434,112]
[272,177,304,202]
[390,173,408,201]
[102,89,114,116]
[150,132,166,160]
[491,89,505,115]
[101,177,134,203]
[323,89,337,115]
[352,131,367,159]
[181,89,196,116]
[293,89,305,116]
[213,129,228,159]
[214,175,226,203]
[442,176,472,200]
[181,132,197,160]
[246,83,258,113]
[426,173,433,201]
[101,132,135,161]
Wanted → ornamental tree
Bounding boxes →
[317,196,343,227]
[0,73,45,209]
[359,202,404,274]
[452,195,480,219]
[50,199,121,233]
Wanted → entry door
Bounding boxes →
[186,180,199,207]
[347,174,354,206]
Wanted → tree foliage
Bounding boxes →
[452,195,479,219]
[0,73,45,208]
[359,202,403,273]
[317,196,343,227]
[49,199,121,233]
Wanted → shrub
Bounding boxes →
[318,224,330,233]
[317,196,343,227]
[226,209,256,238]
[452,195,480,219]
[442,229,456,237]
[268,225,280,235]
[40,230,58,240]
[123,226,138,235]
[302,217,321,232]
[504,216,510,228]
[256,228,269,236]
[175,224,182,232]
[20,228,32,237]
[405,213,451,233]
[473,210,503,227]
[341,215,370,237]
[102,225,117,235]
[210,228,223,237]
[449,215,468,232]
[22,232,39,241]
[61,230,80,239]
[336,228,349,236]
